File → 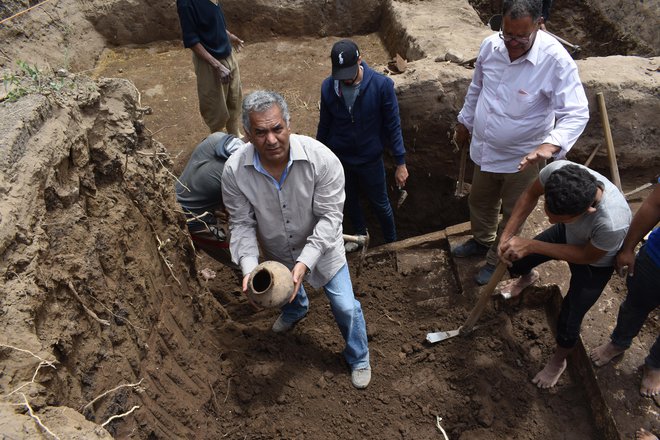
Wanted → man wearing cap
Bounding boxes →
[176,0,244,136]
[317,39,409,248]
[176,132,245,269]
[452,0,589,285]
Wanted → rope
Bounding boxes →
[0,0,58,26]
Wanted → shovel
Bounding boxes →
[454,144,468,197]
[451,126,469,198]
[426,262,508,343]
[396,186,408,209]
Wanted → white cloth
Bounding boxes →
[458,30,589,173]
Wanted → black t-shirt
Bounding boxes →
[176,0,232,60]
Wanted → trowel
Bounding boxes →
[425,328,461,344]
[426,262,507,343]
[396,186,408,209]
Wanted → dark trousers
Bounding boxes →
[343,158,396,243]
[510,224,614,348]
[186,212,238,270]
[611,245,660,368]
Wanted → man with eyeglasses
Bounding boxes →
[452,0,589,286]
[317,39,409,250]
[496,161,631,389]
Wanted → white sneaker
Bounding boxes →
[351,367,371,389]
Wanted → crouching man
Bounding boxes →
[221,90,371,389]
[497,161,631,388]
[176,132,245,269]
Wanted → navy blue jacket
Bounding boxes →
[317,62,406,166]
[177,0,232,60]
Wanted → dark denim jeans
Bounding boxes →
[611,245,660,368]
[343,159,396,243]
[509,223,614,349]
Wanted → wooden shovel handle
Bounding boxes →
[457,145,468,194]
[461,262,508,334]
[597,92,622,192]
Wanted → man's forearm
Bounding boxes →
[502,186,540,241]
[620,186,660,252]
[528,241,603,265]
[190,43,218,66]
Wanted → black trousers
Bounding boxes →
[510,223,614,348]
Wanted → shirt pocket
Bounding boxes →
[504,88,541,119]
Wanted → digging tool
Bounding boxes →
[343,232,370,277]
[542,29,581,54]
[597,92,623,193]
[455,144,469,197]
[425,262,508,343]
[583,143,600,168]
[451,126,470,198]
[396,186,408,209]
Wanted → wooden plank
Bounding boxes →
[444,221,471,237]
[365,230,447,257]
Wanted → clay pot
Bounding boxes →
[247,261,294,308]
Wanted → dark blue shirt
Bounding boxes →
[176,0,232,60]
[317,62,406,166]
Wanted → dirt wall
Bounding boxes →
[0,76,234,438]
[588,0,660,54]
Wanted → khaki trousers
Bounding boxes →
[192,51,242,136]
[468,164,539,266]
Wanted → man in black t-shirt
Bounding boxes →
[176,0,244,136]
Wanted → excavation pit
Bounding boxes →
[1,0,659,438]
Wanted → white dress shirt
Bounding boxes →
[458,30,589,173]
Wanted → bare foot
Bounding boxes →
[532,358,567,389]
[590,342,626,367]
[641,365,660,397]
[496,270,539,299]
[636,428,659,440]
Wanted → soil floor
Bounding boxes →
[88,34,659,439]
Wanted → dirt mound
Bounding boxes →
[0,74,233,438]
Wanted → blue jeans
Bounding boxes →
[509,224,614,349]
[611,245,660,368]
[344,159,396,243]
[280,264,370,370]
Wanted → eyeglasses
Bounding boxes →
[499,30,535,45]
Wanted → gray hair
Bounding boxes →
[502,0,542,22]
[241,90,291,133]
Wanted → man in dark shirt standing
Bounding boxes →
[176,0,244,136]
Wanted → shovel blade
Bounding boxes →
[397,189,408,209]
[425,328,460,344]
